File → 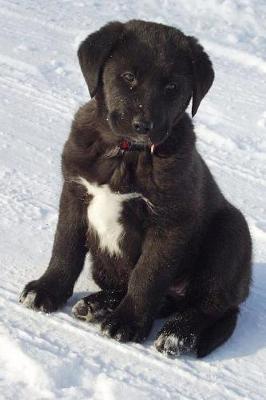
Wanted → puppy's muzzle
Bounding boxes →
[132,118,154,134]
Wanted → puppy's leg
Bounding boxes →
[101,225,193,343]
[20,183,87,312]
[156,206,251,357]
[156,295,187,319]
[72,290,124,323]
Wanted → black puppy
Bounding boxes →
[20,20,252,358]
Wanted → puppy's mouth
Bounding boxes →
[123,135,150,145]
[120,131,170,153]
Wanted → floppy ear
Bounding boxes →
[187,36,214,117]
[78,22,124,98]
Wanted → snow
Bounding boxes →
[0,0,266,399]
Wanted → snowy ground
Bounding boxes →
[1,0,266,399]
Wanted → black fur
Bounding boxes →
[20,20,252,357]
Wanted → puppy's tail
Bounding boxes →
[197,308,239,358]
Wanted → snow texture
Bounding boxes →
[1,0,266,399]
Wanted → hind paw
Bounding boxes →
[72,290,123,323]
[155,324,197,356]
[72,298,111,322]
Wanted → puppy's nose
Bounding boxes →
[132,119,153,134]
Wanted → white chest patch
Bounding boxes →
[78,177,148,256]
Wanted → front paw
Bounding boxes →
[101,306,152,343]
[19,280,69,313]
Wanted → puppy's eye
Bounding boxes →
[165,82,177,91]
[122,72,135,83]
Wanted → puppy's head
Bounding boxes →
[78,20,214,146]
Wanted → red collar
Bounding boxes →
[119,139,156,154]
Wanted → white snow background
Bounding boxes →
[0,1,266,399]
